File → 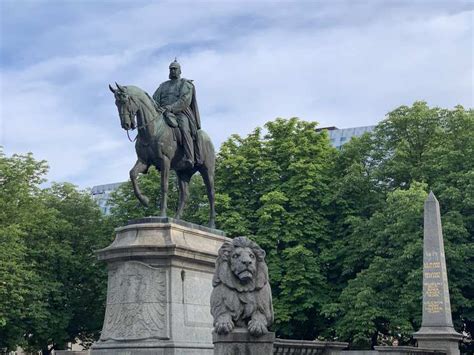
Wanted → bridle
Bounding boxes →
[122,94,161,143]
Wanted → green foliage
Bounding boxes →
[325,103,473,348]
[0,149,112,352]
[107,167,209,226]
[4,100,470,351]
[213,105,473,346]
[108,106,472,347]
[216,118,337,338]
[326,184,427,348]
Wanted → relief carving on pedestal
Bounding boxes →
[100,261,168,341]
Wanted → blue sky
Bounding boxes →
[1,0,472,188]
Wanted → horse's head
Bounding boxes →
[109,83,137,131]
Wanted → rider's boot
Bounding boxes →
[194,133,203,165]
[177,115,194,169]
[181,129,194,169]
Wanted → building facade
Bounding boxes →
[91,182,124,214]
[318,125,376,149]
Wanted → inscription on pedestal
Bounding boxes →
[100,261,168,341]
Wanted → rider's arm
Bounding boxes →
[169,81,192,113]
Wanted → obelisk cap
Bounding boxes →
[426,191,438,203]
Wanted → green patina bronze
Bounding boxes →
[152,59,201,168]
[109,61,216,228]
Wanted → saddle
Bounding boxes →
[163,111,202,165]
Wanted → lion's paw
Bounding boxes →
[215,316,234,335]
[248,319,268,336]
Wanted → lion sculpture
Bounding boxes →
[210,236,273,336]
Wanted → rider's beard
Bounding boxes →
[169,72,179,80]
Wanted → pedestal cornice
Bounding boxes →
[95,217,230,265]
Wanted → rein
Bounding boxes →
[124,95,162,143]
[126,129,137,142]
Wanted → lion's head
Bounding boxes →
[213,236,269,292]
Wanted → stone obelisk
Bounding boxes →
[414,192,462,355]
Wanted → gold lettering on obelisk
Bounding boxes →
[424,261,441,269]
[424,272,441,279]
[425,282,441,297]
[426,301,443,313]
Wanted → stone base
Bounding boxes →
[414,327,463,355]
[90,342,212,355]
[90,217,229,355]
[213,329,275,355]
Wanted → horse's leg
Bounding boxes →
[130,160,150,206]
[176,172,191,220]
[159,158,170,217]
[201,167,216,228]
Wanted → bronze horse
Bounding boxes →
[109,83,216,228]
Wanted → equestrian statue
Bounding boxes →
[109,59,216,228]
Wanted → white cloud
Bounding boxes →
[1,1,472,188]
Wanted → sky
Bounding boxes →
[1,0,472,189]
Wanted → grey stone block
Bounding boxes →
[90,218,229,355]
[213,329,274,355]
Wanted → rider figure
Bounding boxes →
[153,59,201,169]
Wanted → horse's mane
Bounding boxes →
[123,85,158,114]
[123,85,168,137]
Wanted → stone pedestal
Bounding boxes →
[413,193,462,355]
[213,329,274,355]
[90,217,230,355]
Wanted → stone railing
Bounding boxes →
[52,344,447,355]
[274,338,348,354]
[374,346,446,355]
[273,342,446,355]
[340,347,446,355]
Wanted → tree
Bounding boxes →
[325,103,473,349]
[325,184,427,348]
[216,118,337,338]
[103,102,473,349]
[107,167,210,227]
[0,150,49,351]
[213,105,472,346]
[0,149,112,353]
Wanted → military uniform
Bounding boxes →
[153,74,201,166]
